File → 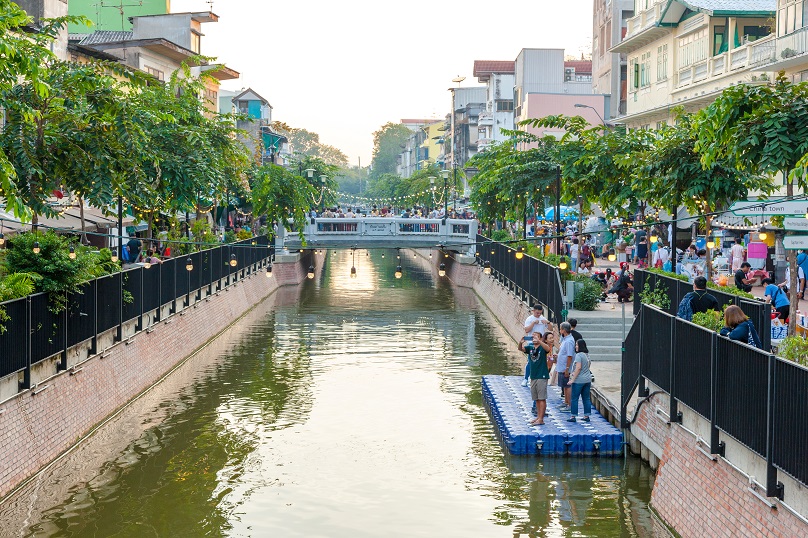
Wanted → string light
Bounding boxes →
[759,232,768,240]
[483,260,491,275]
[395,265,403,279]
[69,246,76,259]
[515,247,524,260]
[144,259,152,269]
[608,248,616,262]
[558,257,568,270]
[439,263,446,277]
[266,264,273,277]
[307,265,315,279]
[230,254,238,267]
[185,257,194,271]
[32,241,41,254]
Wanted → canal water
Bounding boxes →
[2,251,661,537]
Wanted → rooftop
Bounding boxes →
[473,60,515,81]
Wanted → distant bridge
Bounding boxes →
[278,217,478,256]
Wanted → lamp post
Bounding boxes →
[429,176,436,211]
[574,103,609,129]
[555,166,561,255]
[440,169,450,218]
[452,162,458,216]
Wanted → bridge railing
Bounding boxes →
[282,218,478,255]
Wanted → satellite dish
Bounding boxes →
[452,76,466,83]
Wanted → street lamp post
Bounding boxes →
[440,169,450,218]
[555,167,561,255]
[452,163,458,216]
[429,176,436,211]
[574,103,609,129]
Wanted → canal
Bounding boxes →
[1,251,660,537]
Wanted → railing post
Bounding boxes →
[709,331,724,455]
[639,305,648,397]
[766,353,785,499]
[155,262,162,323]
[117,271,123,343]
[59,291,68,371]
[91,278,98,355]
[669,315,681,423]
[137,267,144,331]
[22,296,31,391]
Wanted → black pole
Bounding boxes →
[555,167,561,255]
[453,164,457,216]
[117,195,123,261]
[443,174,448,217]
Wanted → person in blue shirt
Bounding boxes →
[763,277,790,322]
[798,250,808,299]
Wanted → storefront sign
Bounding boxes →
[783,217,808,231]
[782,235,808,250]
[729,200,808,216]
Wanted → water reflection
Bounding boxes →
[1,250,660,537]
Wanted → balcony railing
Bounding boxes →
[675,35,776,89]
[625,1,664,39]
[477,112,494,126]
[776,25,808,59]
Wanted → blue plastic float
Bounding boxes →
[482,375,623,457]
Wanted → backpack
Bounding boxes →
[581,244,591,259]
[120,246,131,263]
[677,291,696,321]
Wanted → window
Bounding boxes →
[743,26,771,42]
[144,65,164,81]
[713,25,726,55]
[778,0,805,35]
[190,32,201,53]
[594,35,599,58]
[495,100,514,111]
[630,57,639,90]
[656,121,667,129]
[678,28,708,68]
[656,44,668,80]
[640,51,651,87]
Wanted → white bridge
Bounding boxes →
[278,217,478,256]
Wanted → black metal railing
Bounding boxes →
[476,234,566,323]
[0,238,274,386]
[624,303,804,499]
[634,269,771,350]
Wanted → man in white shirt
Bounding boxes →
[570,238,580,273]
[556,322,576,411]
[652,242,670,268]
[782,265,806,296]
[522,305,548,387]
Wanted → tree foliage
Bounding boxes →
[251,165,315,238]
[271,121,348,167]
[369,122,412,179]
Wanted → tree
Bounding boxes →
[369,122,411,179]
[643,112,774,277]
[468,131,559,229]
[271,122,349,167]
[251,164,315,239]
[696,73,808,333]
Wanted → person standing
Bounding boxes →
[556,322,575,411]
[636,235,649,268]
[735,262,754,293]
[567,339,593,423]
[633,228,647,264]
[522,305,548,387]
[527,332,555,426]
[763,277,790,321]
[570,238,580,273]
[567,318,583,343]
[798,250,808,300]
[730,238,745,273]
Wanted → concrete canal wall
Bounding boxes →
[0,255,306,500]
[433,251,808,537]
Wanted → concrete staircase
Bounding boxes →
[567,311,633,362]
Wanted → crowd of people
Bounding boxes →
[312,205,476,220]
[519,305,593,425]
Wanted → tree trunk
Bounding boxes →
[78,196,87,244]
[705,214,713,281]
[787,174,798,336]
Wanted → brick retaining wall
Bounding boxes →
[0,258,305,500]
[633,392,807,537]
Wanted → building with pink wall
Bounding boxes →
[522,93,610,140]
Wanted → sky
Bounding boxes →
[171,0,594,165]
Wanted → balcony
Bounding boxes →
[612,1,670,54]
[777,26,808,59]
[478,111,494,126]
[674,35,776,91]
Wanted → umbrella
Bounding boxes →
[543,206,578,221]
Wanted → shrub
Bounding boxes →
[236,228,253,241]
[573,276,602,311]
[691,309,725,333]
[645,267,689,282]
[778,336,808,366]
[490,229,510,242]
[0,273,41,333]
[640,279,670,310]
[706,281,757,300]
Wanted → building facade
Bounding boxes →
[16,0,70,60]
[592,0,635,118]
[473,60,516,152]
[610,0,776,128]
[513,49,608,140]
[67,0,169,33]
[70,12,238,113]
[757,0,808,81]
